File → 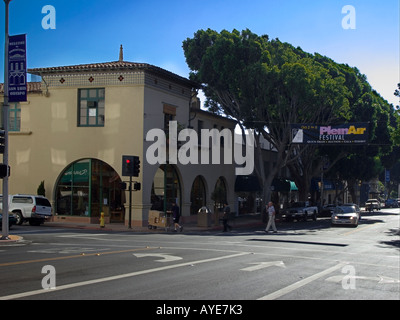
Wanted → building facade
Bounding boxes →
[0,54,238,227]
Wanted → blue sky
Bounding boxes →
[1,0,399,105]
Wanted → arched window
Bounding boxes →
[212,177,227,211]
[190,176,207,215]
[55,159,124,221]
[151,164,181,212]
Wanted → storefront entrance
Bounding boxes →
[54,159,125,223]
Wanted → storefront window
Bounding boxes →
[55,159,124,220]
[151,165,181,212]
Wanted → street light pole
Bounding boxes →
[1,0,11,240]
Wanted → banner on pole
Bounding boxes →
[291,123,368,145]
[8,34,27,102]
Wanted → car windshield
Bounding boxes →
[289,202,306,208]
[335,207,356,213]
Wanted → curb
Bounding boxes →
[0,234,23,244]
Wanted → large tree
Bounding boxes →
[183,29,351,204]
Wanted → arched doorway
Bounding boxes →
[212,177,228,212]
[150,164,181,212]
[54,159,125,222]
[190,176,207,215]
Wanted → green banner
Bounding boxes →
[61,162,90,183]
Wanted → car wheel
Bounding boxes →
[15,212,24,225]
[312,212,317,221]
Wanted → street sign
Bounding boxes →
[385,169,390,182]
[8,34,27,102]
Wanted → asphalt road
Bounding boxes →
[0,208,399,303]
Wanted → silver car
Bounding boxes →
[331,205,359,227]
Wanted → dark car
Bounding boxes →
[0,212,17,229]
[385,199,399,208]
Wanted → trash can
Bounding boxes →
[197,206,212,227]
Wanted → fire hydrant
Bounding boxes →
[100,212,105,228]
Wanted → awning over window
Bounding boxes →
[235,176,298,193]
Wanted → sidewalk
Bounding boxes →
[42,213,265,233]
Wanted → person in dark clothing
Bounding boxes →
[170,202,183,232]
[222,202,232,232]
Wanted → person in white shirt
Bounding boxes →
[265,201,277,233]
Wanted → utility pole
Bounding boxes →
[1,0,11,240]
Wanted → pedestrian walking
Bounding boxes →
[265,201,277,233]
[222,202,232,232]
[170,202,183,232]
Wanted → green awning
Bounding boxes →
[290,181,298,191]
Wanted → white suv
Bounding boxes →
[0,194,52,226]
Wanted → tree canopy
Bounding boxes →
[183,29,398,203]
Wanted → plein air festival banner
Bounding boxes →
[291,123,369,145]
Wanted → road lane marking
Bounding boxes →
[258,262,348,300]
[326,274,400,284]
[133,253,183,263]
[0,247,155,268]
[0,252,249,300]
[241,261,286,272]
[342,224,376,236]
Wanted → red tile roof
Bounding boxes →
[0,82,42,94]
[28,60,199,88]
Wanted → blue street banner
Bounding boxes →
[385,169,390,182]
[291,123,369,145]
[8,34,27,102]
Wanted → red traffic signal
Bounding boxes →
[122,155,140,177]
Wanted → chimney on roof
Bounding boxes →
[119,45,123,62]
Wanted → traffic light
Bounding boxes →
[133,182,141,191]
[0,164,10,179]
[122,155,140,177]
[122,155,134,176]
[0,130,5,154]
[132,156,140,177]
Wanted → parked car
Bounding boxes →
[281,201,318,221]
[0,211,17,229]
[331,205,359,227]
[0,194,52,226]
[365,199,381,212]
[321,204,336,217]
[385,199,399,208]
